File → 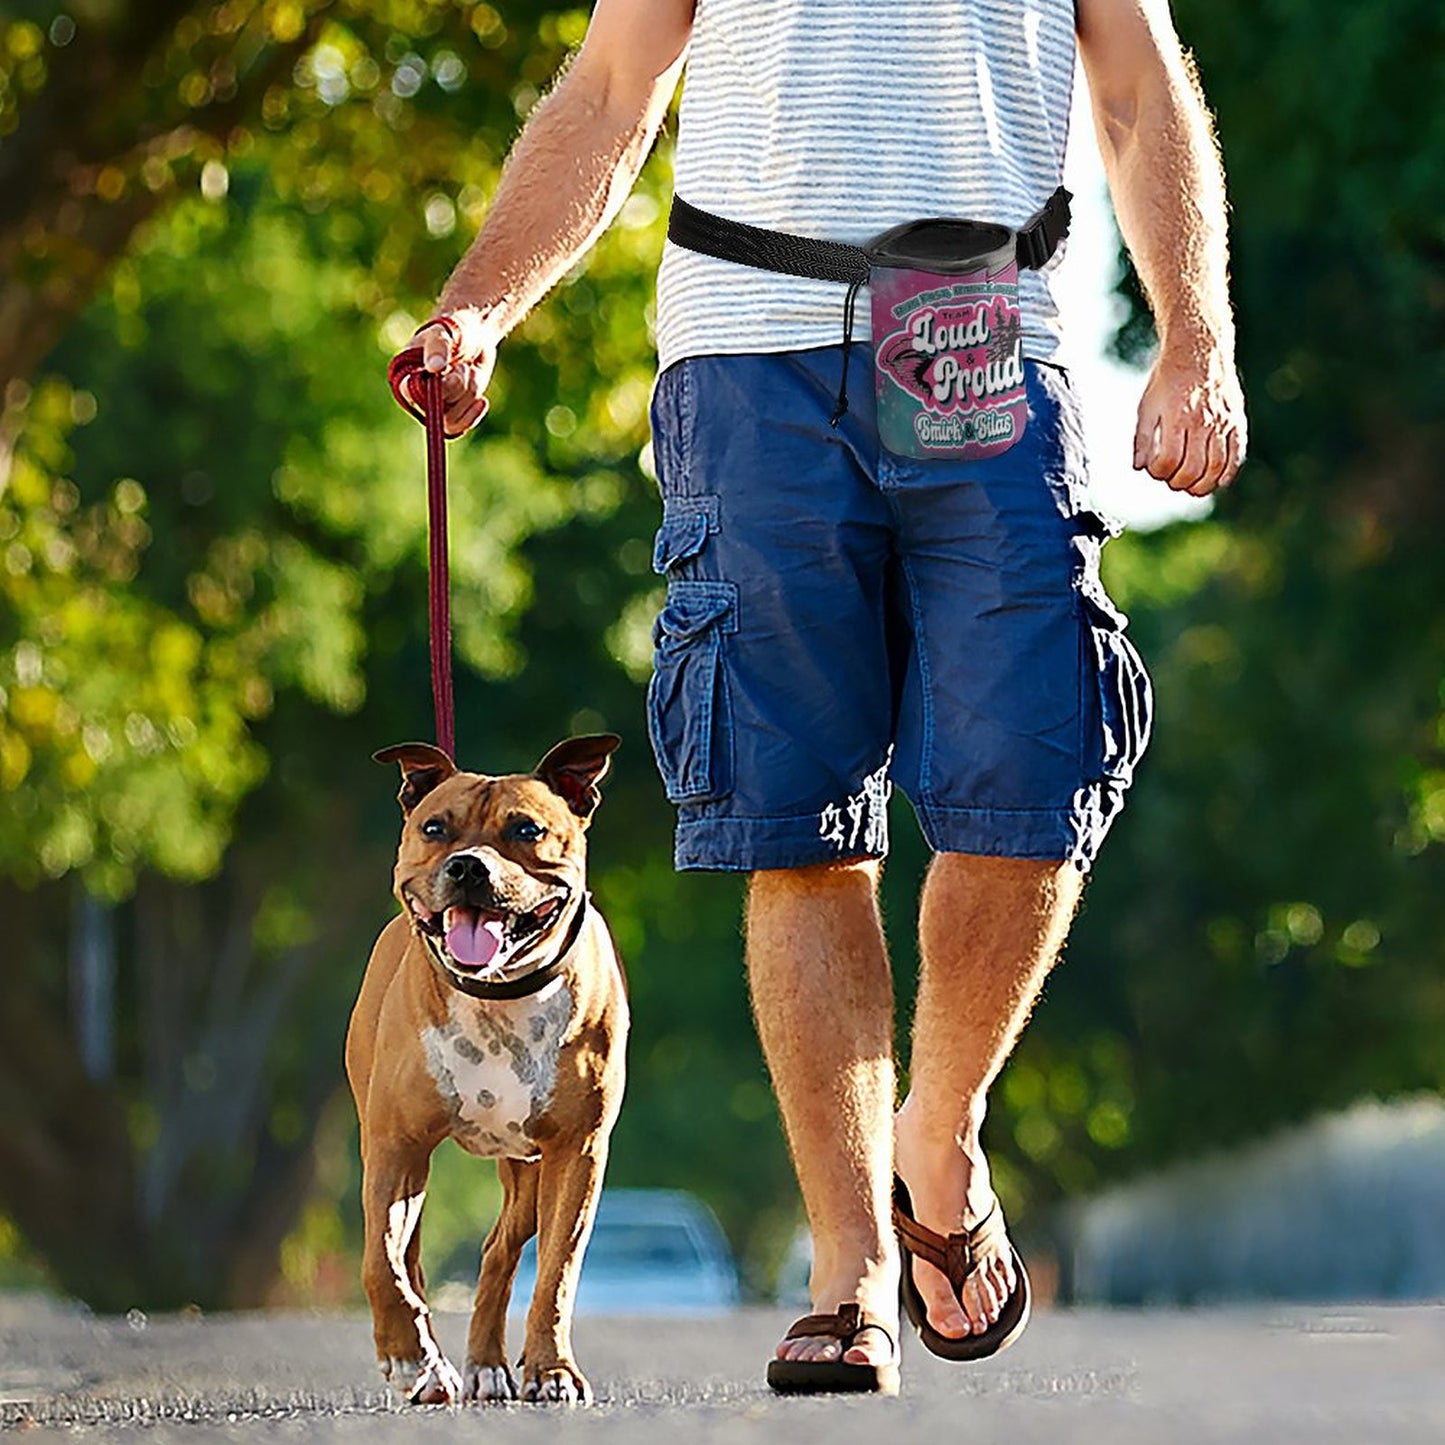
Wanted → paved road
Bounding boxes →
[3,1295,1442,1443]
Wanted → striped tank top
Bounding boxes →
[655,0,1077,373]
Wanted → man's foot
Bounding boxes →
[773,1311,897,1368]
[770,1241,899,1370]
[892,1174,1031,1361]
[893,1114,1017,1339]
[767,1304,901,1396]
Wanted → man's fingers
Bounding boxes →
[1222,427,1242,486]
[1146,419,1187,484]
[438,362,471,406]
[1169,425,1210,492]
[419,324,455,373]
[443,365,489,435]
[1132,402,1159,471]
[1186,428,1229,497]
[445,396,490,438]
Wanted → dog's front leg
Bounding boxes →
[361,1141,461,1404]
[463,1157,540,1403]
[520,1138,608,1404]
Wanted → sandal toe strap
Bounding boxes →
[894,1179,1010,1289]
[782,1303,896,1352]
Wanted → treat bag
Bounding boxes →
[869,219,1028,461]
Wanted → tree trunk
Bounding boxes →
[69,884,115,1082]
[0,884,146,1309]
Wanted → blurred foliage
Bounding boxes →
[1,0,1443,1310]
[1,382,265,892]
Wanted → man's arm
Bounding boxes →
[1076,0,1246,494]
[409,0,694,433]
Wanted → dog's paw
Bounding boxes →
[463,1361,519,1404]
[522,1363,593,1406]
[381,1354,463,1405]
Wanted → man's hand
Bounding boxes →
[397,309,498,437]
[1133,345,1247,496]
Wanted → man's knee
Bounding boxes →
[929,851,1083,892]
[749,856,882,901]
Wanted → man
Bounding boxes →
[402,0,1246,1393]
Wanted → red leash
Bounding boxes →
[387,319,463,761]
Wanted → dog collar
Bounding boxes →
[423,894,589,1002]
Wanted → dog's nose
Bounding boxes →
[442,853,490,890]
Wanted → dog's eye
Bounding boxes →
[420,816,450,841]
[508,817,547,843]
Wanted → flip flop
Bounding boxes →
[893,1175,1031,1361]
[765,1302,901,1396]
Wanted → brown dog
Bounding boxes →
[346,734,627,1405]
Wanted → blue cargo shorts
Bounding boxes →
[645,344,1151,873]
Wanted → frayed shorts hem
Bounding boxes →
[674,783,1127,874]
[674,812,886,873]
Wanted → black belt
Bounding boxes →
[667,186,1072,285]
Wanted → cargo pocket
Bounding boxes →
[651,497,719,577]
[647,580,738,803]
[1079,579,1152,788]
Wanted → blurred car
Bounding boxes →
[436,1188,740,1316]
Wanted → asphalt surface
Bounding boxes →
[2,1295,1442,1443]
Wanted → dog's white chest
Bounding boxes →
[422,984,573,1159]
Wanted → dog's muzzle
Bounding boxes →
[404,851,574,987]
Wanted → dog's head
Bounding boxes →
[374,734,620,987]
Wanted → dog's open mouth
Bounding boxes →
[410,894,568,973]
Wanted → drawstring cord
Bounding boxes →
[831,274,867,428]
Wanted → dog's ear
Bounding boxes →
[534,734,620,820]
[373,742,457,815]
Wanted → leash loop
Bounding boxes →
[387,317,463,760]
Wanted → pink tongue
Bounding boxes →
[445,909,506,969]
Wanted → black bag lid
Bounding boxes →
[865,218,1015,275]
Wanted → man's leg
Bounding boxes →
[893,851,1083,1337]
[746,860,898,1367]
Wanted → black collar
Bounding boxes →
[422,895,589,1002]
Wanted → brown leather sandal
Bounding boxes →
[893,1175,1031,1361]
[765,1302,901,1395]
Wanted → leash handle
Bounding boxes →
[387,317,465,761]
